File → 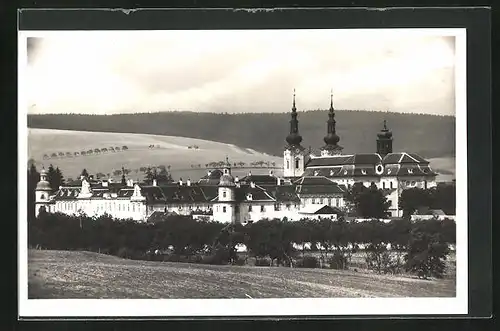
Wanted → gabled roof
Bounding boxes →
[258,184,301,203]
[382,152,430,165]
[238,184,275,202]
[197,169,223,185]
[295,176,345,195]
[299,204,342,215]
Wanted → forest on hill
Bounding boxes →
[28,110,455,158]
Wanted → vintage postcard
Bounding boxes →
[18,24,467,317]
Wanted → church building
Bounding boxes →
[35,92,437,222]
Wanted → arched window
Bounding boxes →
[222,191,226,198]
[40,194,45,200]
[382,182,386,189]
[295,158,300,168]
[390,182,393,189]
[223,206,226,213]
[286,160,290,169]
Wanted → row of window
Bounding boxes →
[57,202,140,213]
[286,159,301,169]
[300,197,341,206]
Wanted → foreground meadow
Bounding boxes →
[28,250,455,299]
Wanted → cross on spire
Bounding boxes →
[330,88,334,109]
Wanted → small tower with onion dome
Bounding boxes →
[376,120,393,157]
[35,168,52,217]
[283,89,306,178]
[320,90,344,156]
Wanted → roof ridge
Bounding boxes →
[406,153,420,163]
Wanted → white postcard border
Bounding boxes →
[18,28,467,317]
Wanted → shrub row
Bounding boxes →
[29,212,456,278]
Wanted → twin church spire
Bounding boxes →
[285,89,304,149]
[285,89,392,157]
[285,89,343,155]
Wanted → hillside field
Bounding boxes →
[27,128,283,181]
[28,250,456,299]
[27,129,455,182]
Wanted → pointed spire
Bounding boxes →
[322,91,343,155]
[377,119,393,156]
[330,88,334,110]
[285,88,303,147]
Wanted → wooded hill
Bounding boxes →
[28,110,455,158]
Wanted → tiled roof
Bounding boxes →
[296,177,345,195]
[238,185,275,202]
[197,169,223,185]
[295,176,337,186]
[299,204,343,215]
[306,155,353,167]
[54,187,81,200]
[382,152,430,165]
[258,185,301,203]
[306,153,382,167]
[240,174,278,185]
[157,184,213,203]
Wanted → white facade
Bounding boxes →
[283,148,305,178]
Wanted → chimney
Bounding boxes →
[250,181,256,188]
[277,177,281,186]
[234,176,239,183]
[152,179,157,186]
[179,178,183,186]
[187,178,191,186]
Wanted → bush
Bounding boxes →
[188,255,203,264]
[328,251,349,270]
[254,258,271,266]
[201,247,230,265]
[233,257,246,266]
[296,256,319,268]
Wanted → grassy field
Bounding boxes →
[27,128,455,182]
[28,250,456,299]
[28,128,283,181]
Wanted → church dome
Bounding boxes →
[377,120,393,139]
[36,168,52,190]
[36,180,51,190]
[324,132,340,145]
[286,132,303,146]
[219,173,235,187]
[219,165,235,187]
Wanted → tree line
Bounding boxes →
[42,145,129,160]
[28,110,456,158]
[29,211,456,279]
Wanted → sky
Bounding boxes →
[25,30,457,116]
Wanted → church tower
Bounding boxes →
[320,91,343,156]
[214,157,237,223]
[377,120,393,157]
[35,168,52,217]
[283,90,306,178]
